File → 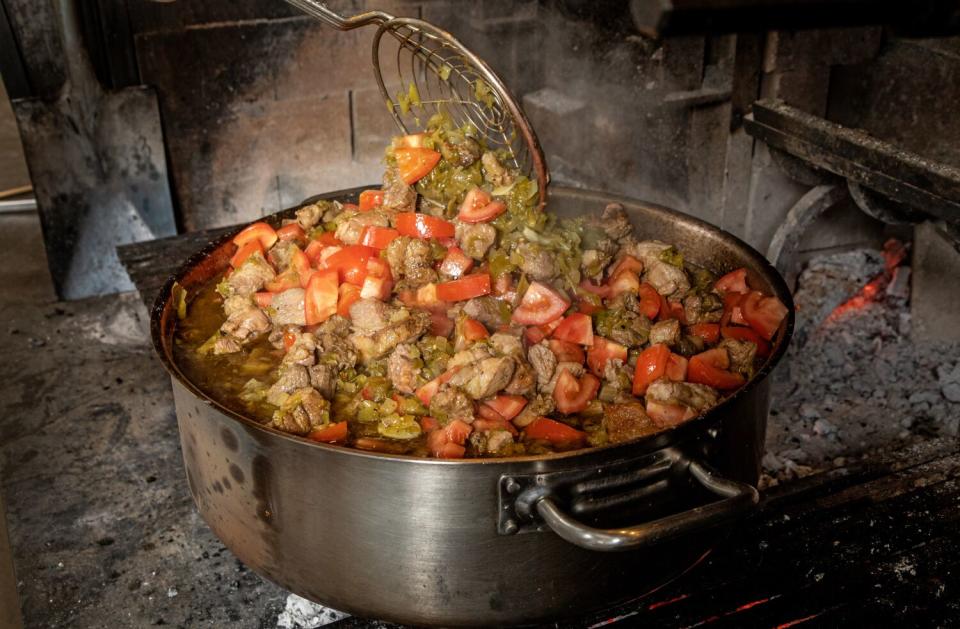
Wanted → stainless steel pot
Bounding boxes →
[152,186,794,627]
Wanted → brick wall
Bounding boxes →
[131,0,733,234]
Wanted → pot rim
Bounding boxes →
[151,185,794,467]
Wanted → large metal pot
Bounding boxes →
[152,186,793,627]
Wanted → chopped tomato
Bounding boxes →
[436,273,491,301]
[721,292,748,326]
[473,416,518,436]
[317,231,343,247]
[290,248,312,287]
[577,300,602,315]
[646,401,696,428]
[688,348,745,390]
[308,421,348,443]
[609,270,640,298]
[741,290,788,341]
[666,353,688,382]
[586,337,628,377]
[637,282,661,319]
[439,247,474,279]
[477,403,505,422]
[321,245,378,285]
[419,416,439,432]
[687,323,720,345]
[254,291,273,308]
[304,269,339,325]
[458,187,506,223]
[444,419,473,445]
[359,225,400,250]
[459,316,489,342]
[610,255,643,277]
[358,189,384,212]
[483,395,528,421]
[715,268,749,294]
[721,324,771,357]
[337,282,362,318]
[395,212,456,240]
[233,221,278,250]
[265,269,300,293]
[230,240,264,269]
[548,339,585,364]
[304,239,325,263]
[524,416,587,446]
[632,344,671,395]
[553,369,600,414]
[415,367,461,406]
[524,326,546,345]
[276,223,307,245]
[416,379,441,406]
[512,281,570,325]
[552,313,594,346]
[653,293,684,323]
[394,147,442,184]
[579,279,611,299]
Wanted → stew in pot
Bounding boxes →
[173,114,788,458]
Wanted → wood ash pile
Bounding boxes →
[763,243,960,487]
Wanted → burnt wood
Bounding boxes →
[118,230,960,627]
[745,99,960,224]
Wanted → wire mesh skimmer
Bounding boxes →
[283,0,549,208]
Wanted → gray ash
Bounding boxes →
[763,246,960,488]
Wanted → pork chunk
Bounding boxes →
[489,332,523,357]
[469,429,515,456]
[220,305,271,342]
[282,331,317,367]
[463,296,510,329]
[429,385,475,424]
[682,292,723,325]
[270,288,306,326]
[481,151,514,187]
[267,365,311,406]
[528,342,557,389]
[440,137,481,167]
[649,319,681,347]
[503,358,535,396]
[383,165,417,211]
[271,387,329,435]
[308,364,337,399]
[512,393,555,427]
[349,298,393,334]
[384,236,438,287]
[296,203,323,230]
[599,203,634,242]
[387,343,423,394]
[334,208,391,245]
[226,252,275,296]
[645,379,718,411]
[456,222,496,260]
[350,309,431,364]
[603,402,658,444]
[719,338,757,375]
[447,356,515,399]
[516,242,556,281]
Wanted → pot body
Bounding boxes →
[155,187,793,626]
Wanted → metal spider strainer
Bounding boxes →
[283,0,549,208]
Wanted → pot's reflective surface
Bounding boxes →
[153,186,794,626]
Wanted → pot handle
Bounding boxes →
[534,460,758,552]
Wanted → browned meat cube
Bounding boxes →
[603,402,658,444]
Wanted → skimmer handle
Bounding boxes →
[283,0,392,30]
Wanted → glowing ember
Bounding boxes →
[826,239,907,322]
